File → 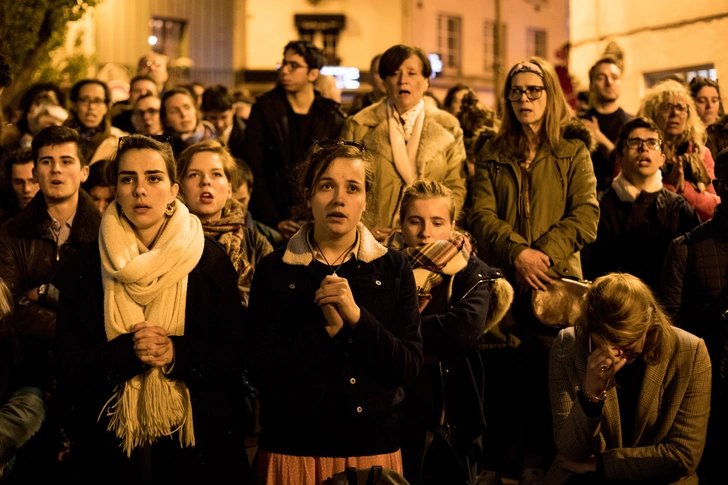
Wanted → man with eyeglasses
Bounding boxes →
[243,40,346,239]
[137,52,169,93]
[131,94,163,135]
[111,75,159,134]
[580,56,632,197]
[583,117,699,290]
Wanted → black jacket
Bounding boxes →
[0,190,101,344]
[226,115,247,161]
[660,203,728,337]
[583,186,700,290]
[54,239,252,485]
[243,86,346,227]
[247,237,422,457]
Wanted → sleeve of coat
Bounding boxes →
[0,225,57,342]
[532,142,599,265]
[340,116,359,142]
[601,339,711,482]
[659,237,688,327]
[549,329,604,462]
[348,252,423,386]
[243,103,282,227]
[419,276,489,355]
[468,146,530,267]
[442,125,468,212]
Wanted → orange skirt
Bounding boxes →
[256,448,403,485]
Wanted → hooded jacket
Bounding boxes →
[469,120,599,282]
[340,98,467,230]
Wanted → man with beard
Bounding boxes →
[581,56,633,196]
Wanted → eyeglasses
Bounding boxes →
[118,134,174,150]
[712,178,728,190]
[658,102,689,114]
[276,60,308,72]
[143,60,163,68]
[312,139,367,152]
[77,97,106,107]
[134,108,160,117]
[625,138,662,150]
[507,86,546,102]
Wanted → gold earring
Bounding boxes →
[165,201,176,216]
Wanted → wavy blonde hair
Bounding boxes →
[638,79,706,150]
[576,273,675,366]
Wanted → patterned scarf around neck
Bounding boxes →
[99,200,205,456]
[403,232,471,312]
[200,199,253,305]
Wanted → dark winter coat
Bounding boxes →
[53,239,252,485]
[584,187,700,290]
[243,86,346,227]
[706,114,728,161]
[247,225,422,457]
[660,203,728,338]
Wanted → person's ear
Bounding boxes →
[80,165,90,184]
[657,151,666,168]
[308,68,320,83]
[169,183,179,204]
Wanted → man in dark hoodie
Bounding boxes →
[243,40,345,239]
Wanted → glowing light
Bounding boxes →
[428,54,442,78]
[148,36,158,46]
[320,66,361,89]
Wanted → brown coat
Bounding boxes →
[547,326,711,485]
[340,99,467,229]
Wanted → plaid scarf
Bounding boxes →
[403,233,471,312]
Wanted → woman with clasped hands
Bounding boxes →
[247,140,422,484]
[54,135,251,484]
[547,273,711,484]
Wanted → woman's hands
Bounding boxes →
[665,156,686,194]
[556,453,596,474]
[584,345,627,397]
[314,275,361,337]
[514,248,553,291]
[132,322,174,367]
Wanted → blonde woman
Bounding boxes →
[548,273,711,484]
[55,135,252,484]
[638,79,719,221]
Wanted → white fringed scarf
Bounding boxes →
[388,99,425,187]
[98,200,205,456]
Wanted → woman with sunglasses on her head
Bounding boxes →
[341,44,467,242]
[247,140,422,485]
[54,135,252,484]
[639,79,719,221]
[177,140,273,308]
[468,57,599,483]
[547,273,711,484]
[394,180,512,484]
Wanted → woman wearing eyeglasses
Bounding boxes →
[247,140,422,484]
[65,79,127,165]
[341,44,467,242]
[547,273,711,485]
[54,135,252,484]
[468,57,599,482]
[638,79,719,221]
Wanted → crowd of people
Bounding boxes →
[0,38,726,485]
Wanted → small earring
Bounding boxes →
[165,201,176,216]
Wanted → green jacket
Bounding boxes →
[469,122,599,282]
[341,98,467,229]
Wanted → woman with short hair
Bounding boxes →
[55,134,251,484]
[248,139,422,485]
[547,273,711,484]
[341,44,467,241]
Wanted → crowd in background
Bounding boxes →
[0,38,726,485]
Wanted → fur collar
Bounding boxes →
[557,118,597,155]
[611,171,663,203]
[8,189,101,243]
[282,222,388,266]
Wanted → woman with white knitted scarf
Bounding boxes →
[55,135,252,484]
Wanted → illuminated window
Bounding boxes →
[438,14,462,74]
[526,28,547,58]
[149,17,187,59]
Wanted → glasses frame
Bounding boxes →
[507,86,546,102]
[658,102,689,114]
[312,139,367,153]
[76,97,107,107]
[624,138,662,151]
[276,60,309,72]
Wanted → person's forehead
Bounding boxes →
[628,127,659,139]
[11,161,34,177]
[136,97,161,110]
[594,62,620,77]
[166,93,193,107]
[38,142,80,160]
[79,83,105,97]
[283,50,306,64]
[510,72,544,86]
[132,79,157,91]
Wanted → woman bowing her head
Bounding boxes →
[248,140,422,485]
[55,135,252,484]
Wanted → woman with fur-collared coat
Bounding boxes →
[340,45,466,240]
